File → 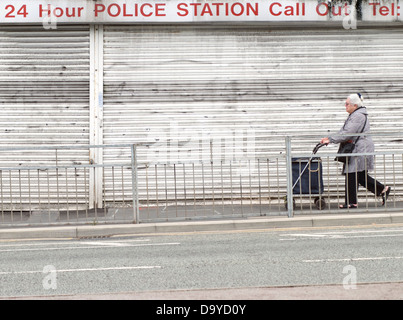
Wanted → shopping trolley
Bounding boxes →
[285,143,327,210]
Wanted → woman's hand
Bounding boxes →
[320,137,330,145]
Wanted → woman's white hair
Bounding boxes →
[348,93,364,107]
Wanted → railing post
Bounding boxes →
[89,25,104,209]
[285,136,294,218]
[131,144,139,224]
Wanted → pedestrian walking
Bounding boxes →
[320,93,391,209]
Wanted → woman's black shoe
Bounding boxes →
[382,186,391,206]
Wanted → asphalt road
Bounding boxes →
[0,224,402,299]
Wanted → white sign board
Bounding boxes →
[0,0,401,24]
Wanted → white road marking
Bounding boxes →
[78,240,149,247]
[281,234,403,240]
[303,256,403,263]
[0,239,151,248]
[316,229,403,235]
[281,228,403,240]
[0,265,162,275]
[0,242,180,253]
[284,234,329,238]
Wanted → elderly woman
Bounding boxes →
[320,93,391,209]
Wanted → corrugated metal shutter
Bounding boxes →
[102,25,403,206]
[0,25,90,211]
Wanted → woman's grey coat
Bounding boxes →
[329,107,374,174]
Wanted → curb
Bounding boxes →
[1,212,403,240]
[10,282,403,300]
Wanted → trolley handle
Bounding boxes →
[292,143,326,190]
[312,143,327,155]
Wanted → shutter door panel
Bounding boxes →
[103,25,403,208]
[0,25,90,211]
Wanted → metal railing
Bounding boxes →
[136,157,287,222]
[0,134,401,227]
[285,135,401,217]
[0,144,139,226]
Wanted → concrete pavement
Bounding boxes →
[11,282,403,300]
[1,211,403,240]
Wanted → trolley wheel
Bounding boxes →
[314,197,326,210]
[284,196,296,210]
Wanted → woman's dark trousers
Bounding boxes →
[345,170,384,205]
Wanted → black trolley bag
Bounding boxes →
[285,143,326,210]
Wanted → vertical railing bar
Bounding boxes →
[383,154,388,211]
[353,157,358,211]
[310,159,314,212]
[364,157,369,210]
[326,157,330,210]
[221,160,225,216]
[300,160,304,212]
[112,166,116,207]
[145,165,150,219]
[164,164,168,220]
[192,163,196,215]
[55,149,60,218]
[211,161,215,216]
[392,154,396,208]
[383,154,387,209]
[155,164,159,217]
[267,159,271,212]
[230,160,234,215]
[121,165,125,205]
[276,158,281,211]
[318,158,324,210]
[257,158,262,216]
[285,136,294,218]
[317,158,322,210]
[183,163,187,218]
[347,158,352,210]
[56,166,60,217]
[75,167,79,219]
[202,162,206,215]
[210,139,214,216]
[47,169,51,221]
[336,161,340,207]
[37,169,40,222]
[248,159,252,215]
[373,155,378,208]
[174,164,178,218]
[18,169,23,221]
[130,144,139,224]
[65,168,70,222]
[84,167,88,219]
[9,171,13,222]
[239,161,244,217]
[102,166,106,218]
[0,170,3,222]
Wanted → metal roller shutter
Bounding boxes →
[102,24,403,208]
[0,25,90,212]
